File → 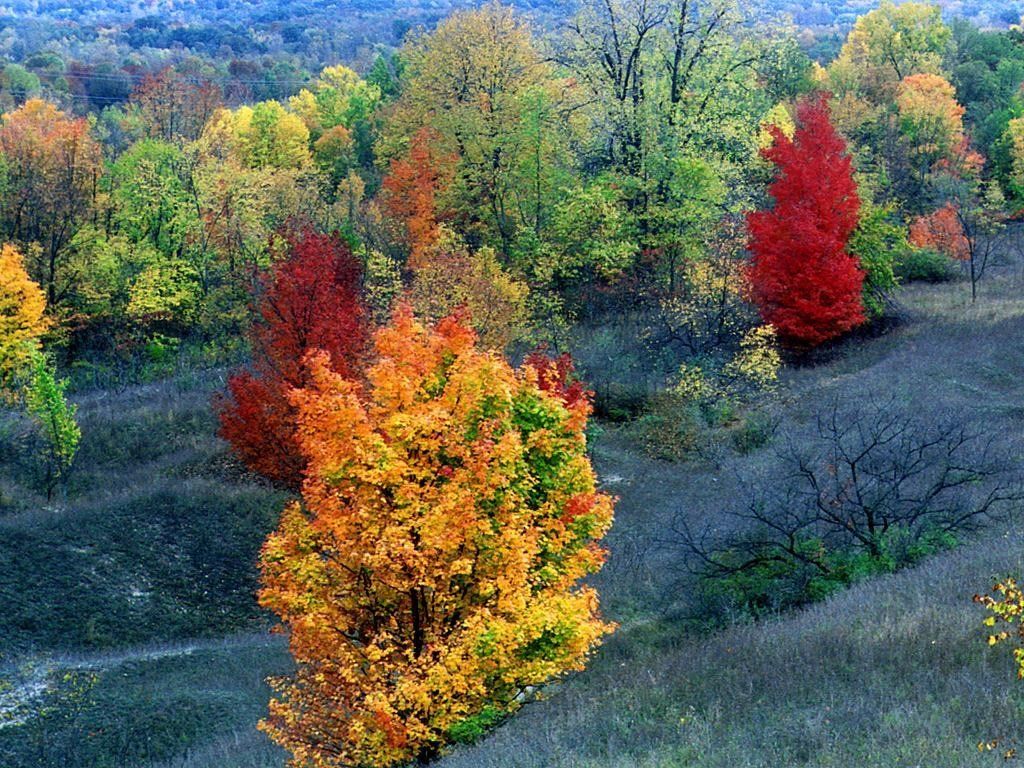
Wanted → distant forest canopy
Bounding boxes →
[0,0,1022,113]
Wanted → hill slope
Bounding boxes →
[2,272,1024,767]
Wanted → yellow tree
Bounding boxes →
[238,102,311,170]
[895,73,965,175]
[0,244,48,397]
[381,2,571,251]
[409,226,529,350]
[185,107,325,326]
[1005,116,1024,198]
[830,0,951,102]
[289,65,381,137]
[258,307,614,767]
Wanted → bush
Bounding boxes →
[448,706,506,745]
[697,526,958,620]
[730,411,777,454]
[894,247,956,282]
[593,382,650,423]
[631,393,703,461]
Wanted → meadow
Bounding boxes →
[3,256,1024,767]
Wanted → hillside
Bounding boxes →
[2,260,1023,767]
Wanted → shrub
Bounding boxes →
[698,526,958,620]
[592,382,650,423]
[730,411,777,454]
[894,246,956,282]
[632,392,703,462]
[24,351,80,502]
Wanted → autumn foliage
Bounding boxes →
[0,244,49,397]
[908,203,969,260]
[0,99,103,305]
[380,127,456,268]
[523,348,590,409]
[408,227,529,350]
[895,73,965,165]
[258,307,614,767]
[747,94,865,349]
[216,228,368,487]
[976,578,1024,680]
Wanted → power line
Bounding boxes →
[7,62,384,88]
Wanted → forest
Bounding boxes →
[3,0,1024,766]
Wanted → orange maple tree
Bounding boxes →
[380,127,456,268]
[908,203,969,261]
[258,306,614,767]
[0,244,49,397]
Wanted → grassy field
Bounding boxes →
[2,265,1024,767]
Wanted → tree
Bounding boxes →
[653,221,760,358]
[0,244,49,398]
[289,64,382,167]
[848,203,904,318]
[258,308,614,767]
[679,399,1021,616]
[747,94,865,348]
[895,73,966,179]
[1005,115,1024,200]
[0,99,102,307]
[189,116,326,330]
[909,203,970,261]
[1,64,40,105]
[408,226,529,350]
[107,139,193,258]
[216,228,368,488]
[363,250,404,325]
[24,350,81,502]
[832,1,951,101]
[313,124,356,193]
[219,101,312,171]
[130,68,223,144]
[380,127,456,267]
[560,0,772,289]
[382,1,567,251]
[935,178,1005,303]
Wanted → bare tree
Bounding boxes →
[673,399,1022,591]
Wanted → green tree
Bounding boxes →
[832,1,952,100]
[24,351,80,502]
[1,64,40,105]
[848,202,904,318]
[382,2,570,252]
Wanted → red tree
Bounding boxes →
[216,228,368,487]
[747,94,864,349]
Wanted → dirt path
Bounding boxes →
[0,632,282,729]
